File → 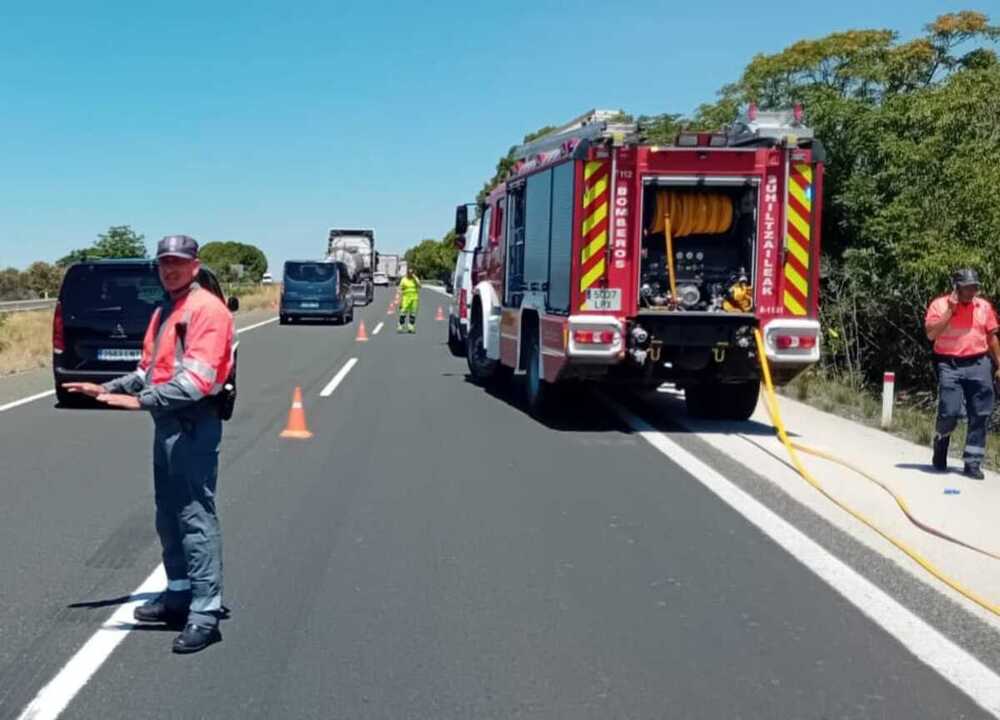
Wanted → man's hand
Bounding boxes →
[96,393,141,410]
[947,291,959,311]
[62,382,105,398]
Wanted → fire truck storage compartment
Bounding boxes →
[639,180,758,312]
[506,162,574,313]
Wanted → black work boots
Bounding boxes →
[932,435,950,472]
[172,623,222,654]
[133,597,187,629]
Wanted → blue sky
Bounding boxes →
[0,0,984,271]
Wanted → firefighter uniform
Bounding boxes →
[398,273,421,332]
[102,236,234,650]
[925,270,999,478]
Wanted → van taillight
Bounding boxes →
[459,292,467,319]
[53,301,65,354]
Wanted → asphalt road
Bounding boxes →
[0,288,993,719]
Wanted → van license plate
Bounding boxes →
[97,349,141,362]
[583,288,621,311]
[300,302,320,308]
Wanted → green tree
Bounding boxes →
[58,225,147,266]
[0,267,24,301]
[94,225,147,258]
[690,10,999,389]
[23,261,63,298]
[200,241,268,282]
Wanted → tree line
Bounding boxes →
[436,10,998,397]
[1,226,270,301]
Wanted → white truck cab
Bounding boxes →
[447,220,479,357]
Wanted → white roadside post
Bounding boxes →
[881,371,895,429]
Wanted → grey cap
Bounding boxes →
[156,235,199,260]
[953,268,980,287]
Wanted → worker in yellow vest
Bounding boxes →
[398,268,421,333]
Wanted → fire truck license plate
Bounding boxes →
[584,288,621,311]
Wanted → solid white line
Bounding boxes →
[320,357,358,397]
[606,398,1000,718]
[11,312,281,719]
[372,322,384,336]
[15,565,167,720]
[0,390,56,414]
[0,316,278,415]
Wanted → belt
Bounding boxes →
[935,353,987,367]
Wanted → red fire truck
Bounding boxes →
[454,108,824,420]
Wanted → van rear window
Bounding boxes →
[284,263,337,283]
[62,266,165,314]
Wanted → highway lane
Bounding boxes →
[1,288,993,719]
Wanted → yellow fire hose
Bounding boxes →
[664,215,678,305]
[653,192,734,308]
[752,328,1000,616]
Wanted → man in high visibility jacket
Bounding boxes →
[398,267,421,333]
[64,235,235,653]
[925,268,1000,479]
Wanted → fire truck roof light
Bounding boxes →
[793,104,804,123]
[748,103,758,121]
[676,133,699,147]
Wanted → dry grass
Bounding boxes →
[0,309,54,376]
[234,284,279,313]
[0,286,279,377]
[780,369,998,471]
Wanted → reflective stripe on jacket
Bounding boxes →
[104,283,234,414]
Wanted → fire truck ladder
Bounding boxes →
[513,109,638,161]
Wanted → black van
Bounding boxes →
[279,260,354,325]
[52,260,237,405]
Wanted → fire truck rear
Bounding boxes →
[456,109,825,420]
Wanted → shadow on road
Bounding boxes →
[67,592,159,610]
[895,462,965,477]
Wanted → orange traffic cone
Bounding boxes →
[280,386,313,439]
[356,320,369,342]
[435,306,445,321]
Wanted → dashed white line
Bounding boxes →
[372,322,384,336]
[15,565,167,720]
[320,357,359,397]
[606,397,1000,718]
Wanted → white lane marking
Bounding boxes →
[372,322,384,336]
[606,398,1000,718]
[320,357,358,397]
[15,564,167,720]
[12,313,283,719]
[0,316,278,415]
[236,316,279,334]
[0,390,56,414]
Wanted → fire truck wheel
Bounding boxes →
[520,330,549,416]
[717,381,760,421]
[467,315,498,384]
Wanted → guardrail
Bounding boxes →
[0,298,57,314]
